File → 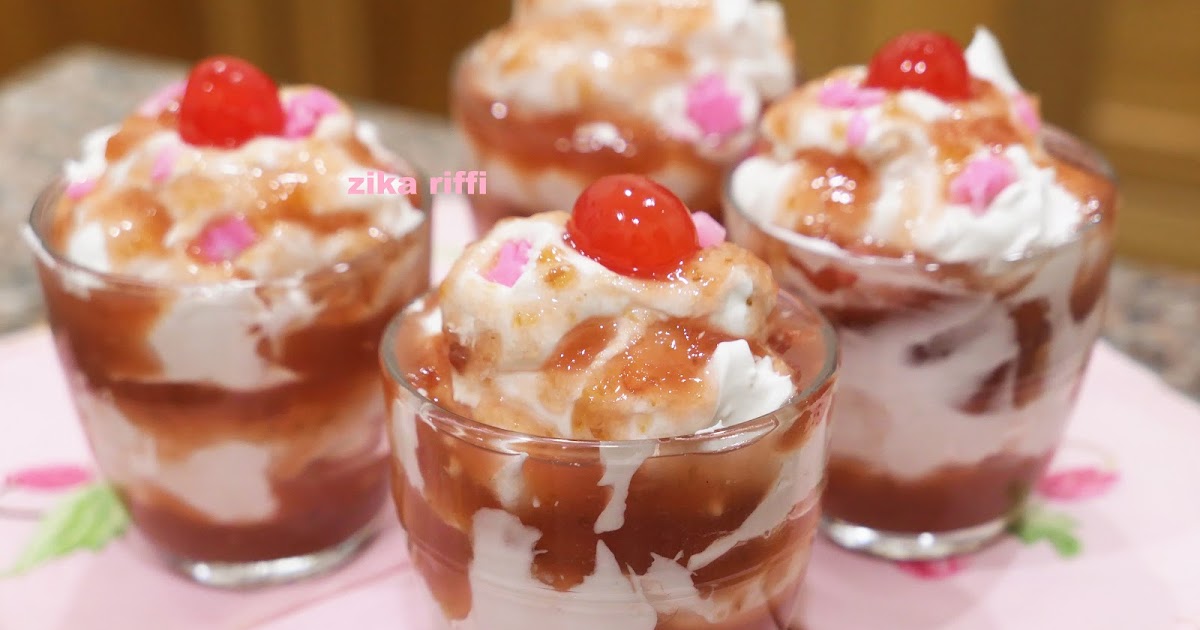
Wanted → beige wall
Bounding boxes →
[2,0,1197,268]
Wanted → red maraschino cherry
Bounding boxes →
[863,31,971,101]
[566,175,700,279]
[178,56,285,148]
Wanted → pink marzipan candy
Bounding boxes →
[846,112,869,148]
[948,155,1018,214]
[483,239,532,287]
[818,79,886,109]
[192,215,258,263]
[692,212,726,248]
[283,88,342,139]
[1036,467,1118,501]
[1013,92,1041,134]
[685,73,744,138]
[151,145,180,183]
[65,179,96,200]
[4,464,93,491]
[136,80,186,117]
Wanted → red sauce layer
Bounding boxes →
[453,71,730,218]
[824,452,1053,533]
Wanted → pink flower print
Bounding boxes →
[483,239,533,287]
[692,212,726,248]
[686,73,745,138]
[1037,467,1119,501]
[4,464,93,491]
[948,155,1018,214]
[896,556,969,579]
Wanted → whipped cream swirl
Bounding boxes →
[427,212,795,439]
[54,84,423,282]
[732,27,1088,266]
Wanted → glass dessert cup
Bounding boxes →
[725,127,1117,560]
[25,180,432,587]
[381,291,838,630]
[450,46,732,225]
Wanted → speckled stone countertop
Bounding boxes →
[3,48,1199,400]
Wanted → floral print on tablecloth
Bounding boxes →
[1,443,1120,578]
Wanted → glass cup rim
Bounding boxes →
[723,124,1117,272]
[24,175,431,295]
[379,289,839,454]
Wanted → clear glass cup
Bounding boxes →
[380,291,838,629]
[24,180,431,587]
[725,127,1117,560]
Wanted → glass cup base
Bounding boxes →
[159,527,377,589]
[820,515,1008,561]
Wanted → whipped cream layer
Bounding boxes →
[75,377,383,524]
[426,212,796,439]
[52,85,423,283]
[732,28,1096,267]
[463,0,793,158]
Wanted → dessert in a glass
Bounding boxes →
[24,56,431,586]
[381,175,837,628]
[725,29,1117,559]
[452,0,795,224]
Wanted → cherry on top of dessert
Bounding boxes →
[178,55,285,149]
[566,174,700,280]
[863,31,971,101]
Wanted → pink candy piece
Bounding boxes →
[4,464,93,491]
[136,80,187,117]
[948,155,1018,214]
[1013,92,1041,134]
[283,88,342,139]
[685,73,745,138]
[692,211,726,248]
[191,215,258,263]
[1036,467,1118,501]
[818,79,887,109]
[65,178,96,200]
[151,145,180,183]
[897,557,969,580]
[483,239,532,287]
[846,111,869,148]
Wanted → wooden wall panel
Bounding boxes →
[291,0,374,96]
[364,0,508,112]
[0,0,1196,268]
[0,0,206,77]
[198,0,293,82]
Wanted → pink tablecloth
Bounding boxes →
[2,195,1199,629]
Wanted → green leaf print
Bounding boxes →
[1009,504,1082,558]
[4,483,129,577]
